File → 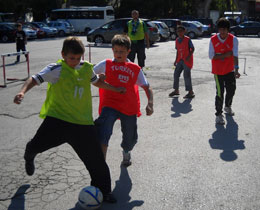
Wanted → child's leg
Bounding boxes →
[120,113,138,152]
[94,107,118,159]
[25,116,68,157]
[24,117,68,175]
[16,47,21,62]
[214,74,225,116]
[224,72,236,107]
[68,125,112,195]
[173,61,184,90]
[183,64,193,92]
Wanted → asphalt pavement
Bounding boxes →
[0,35,260,210]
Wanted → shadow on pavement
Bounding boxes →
[101,165,144,210]
[70,166,144,210]
[7,184,30,210]
[209,115,245,161]
[171,97,193,118]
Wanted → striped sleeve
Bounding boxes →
[32,63,62,85]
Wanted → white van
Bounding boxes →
[50,6,115,34]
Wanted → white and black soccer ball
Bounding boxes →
[78,186,103,209]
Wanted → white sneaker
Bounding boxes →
[224,106,235,116]
[122,151,132,166]
[216,115,225,125]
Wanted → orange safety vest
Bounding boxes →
[176,36,193,69]
[98,59,141,116]
[211,33,234,75]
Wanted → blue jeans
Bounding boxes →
[94,107,138,152]
[173,60,193,91]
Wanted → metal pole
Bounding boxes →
[1,56,6,87]
[89,43,91,63]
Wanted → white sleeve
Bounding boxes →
[32,63,61,85]
[93,60,106,74]
[208,40,215,60]
[136,69,149,87]
[90,70,99,84]
[233,36,238,57]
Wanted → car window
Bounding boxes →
[160,22,168,29]
[101,22,111,29]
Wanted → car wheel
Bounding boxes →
[230,31,236,36]
[58,30,65,37]
[1,35,9,42]
[171,33,177,40]
[258,31,260,38]
[187,32,196,39]
[94,36,104,44]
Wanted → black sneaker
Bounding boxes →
[169,91,180,97]
[183,92,195,99]
[103,193,117,203]
[24,152,35,176]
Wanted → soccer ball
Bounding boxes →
[78,186,103,209]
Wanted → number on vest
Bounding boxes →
[74,86,84,99]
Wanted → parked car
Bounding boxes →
[0,22,16,42]
[24,22,45,38]
[151,21,170,41]
[23,26,37,39]
[25,22,58,37]
[195,18,215,33]
[87,18,160,45]
[192,21,211,35]
[46,21,74,36]
[181,21,203,38]
[157,19,181,40]
[230,21,260,37]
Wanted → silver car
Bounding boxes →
[151,21,170,41]
[181,21,203,39]
[87,18,160,45]
[47,21,74,36]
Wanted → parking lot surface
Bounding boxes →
[1,36,260,210]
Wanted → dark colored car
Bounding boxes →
[87,18,160,45]
[157,19,181,40]
[230,21,260,37]
[0,23,16,42]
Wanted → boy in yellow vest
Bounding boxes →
[13,36,125,203]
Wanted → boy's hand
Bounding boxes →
[14,93,24,104]
[98,74,106,82]
[116,87,126,94]
[146,103,153,116]
[235,71,240,79]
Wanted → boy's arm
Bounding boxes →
[14,77,37,104]
[141,84,154,116]
[92,78,126,93]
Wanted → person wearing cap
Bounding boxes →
[209,17,240,125]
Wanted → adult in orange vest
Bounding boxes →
[209,18,240,125]
[169,25,195,99]
[94,34,153,167]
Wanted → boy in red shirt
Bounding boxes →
[209,18,240,125]
[169,25,195,99]
[94,34,153,166]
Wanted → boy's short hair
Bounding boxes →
[111,34,131,50]
[62,36,85,55]
[177,25,185,31]
[217,17,230,30]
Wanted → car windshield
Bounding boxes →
[37,22,48,27]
